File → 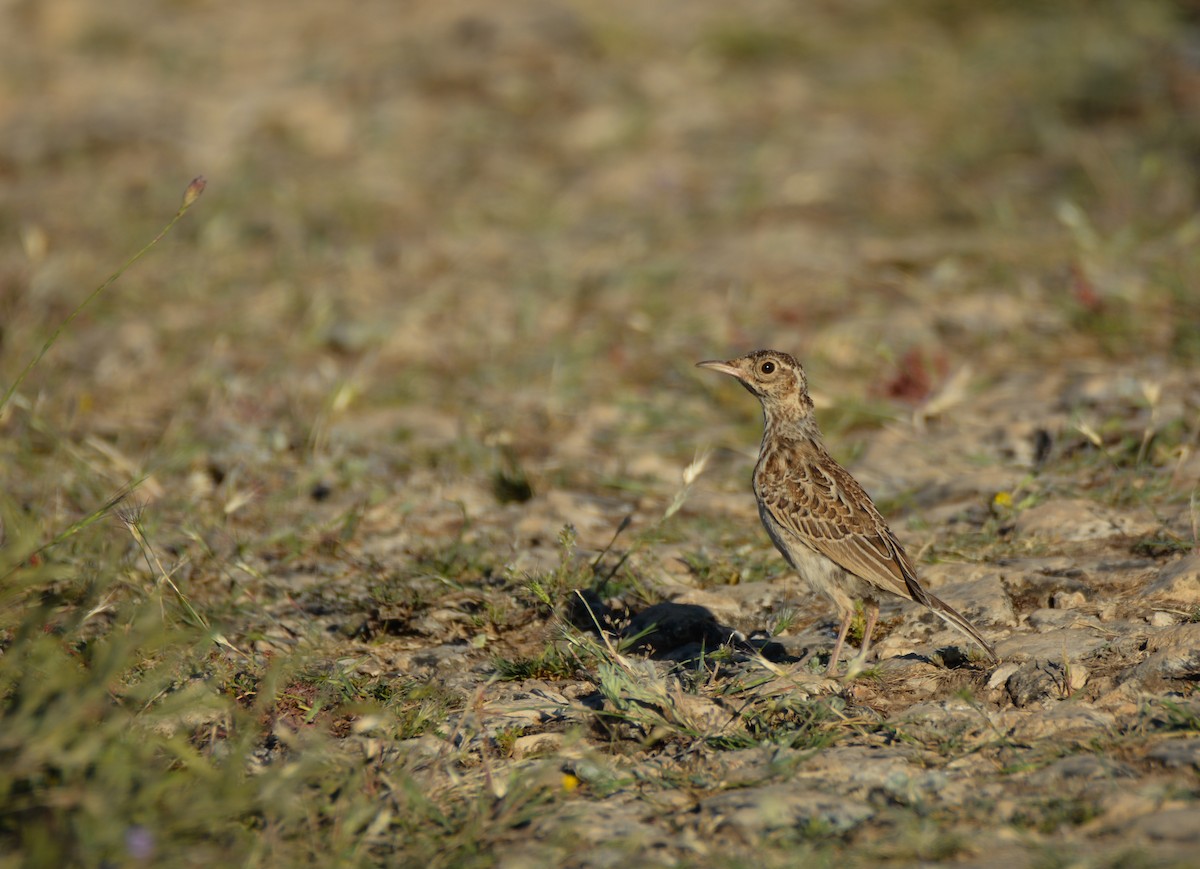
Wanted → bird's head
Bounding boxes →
[697,349,813,421]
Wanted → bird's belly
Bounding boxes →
[757,503,877,614]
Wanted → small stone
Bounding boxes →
[1150,611,1177,627]
[1029,754,1134,786]
[1006,660,1067,706]
[1051,590,1087,609]
[1146,555,1200,604]
[523,800,673,865]
[1008,704,1115,742]
[1127,807,1200,843]
[1015,498,1155,542]
[988,662,1021,690]
[1027,608,1101,631]
[797,745,951,806]
[395,735,445,765]
[699,784,873,836]
[995,627,1108,662]
[511,732,565,759]
[1145,738,1200,771]
[919,564,1019,627]
[1124,624,1200,682]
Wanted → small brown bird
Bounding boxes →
[698,349,998,674]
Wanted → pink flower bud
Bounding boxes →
[183,176,207,207]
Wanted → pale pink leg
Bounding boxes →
[860,600,879,661]
[826,611,853,676]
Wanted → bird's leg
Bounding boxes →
[845,600,881,676]
[826,611,853,676]
[860,600,879,660]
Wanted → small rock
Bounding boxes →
[1006,660,1068,706]
[1145,738,1200,771]
[1085,790,1162,831]
[1002,658,1087,704]
[1015,498,1155,542]
[663,692,741,736]
[1026,608,1102,631]
[797,745,950,806]
[400,641,474,675]
[1146,555,1200,604]
[1065,371,1145,405]
[1124,624,1200,682]
[919,564,1018,627]
[525,800,673,862]
[395,735,445,765]
[1051,590,1087,609]
[714,747,803,788]
[1000,566,1093,609]
[1150,611,1177,627]
[511,732,565,759]
[1028,754,1134,787]
[1007,555,1086,574]
[698,784,873,836]
[995,627,1108,662]
[1008,704,1115,742]
[1127,807,1200,843]
[987,662,1021,690]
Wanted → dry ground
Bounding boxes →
[2,1,1199,866]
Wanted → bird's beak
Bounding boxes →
[696,359,742,379]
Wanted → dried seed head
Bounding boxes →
[183,176,207,207]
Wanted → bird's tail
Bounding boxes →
[924,591,999,664]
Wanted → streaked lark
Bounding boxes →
[698,349,998,674]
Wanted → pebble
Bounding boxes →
[698,784,873,836]
[511,732,565,759]
[1127,806,1200,843]
[1007,704,1116,742]
[1006,660,1068,706]
[1146,555,1200,604]
[995,627,1109,663]
[1014,498,1155,542]
[919,564,1018,627]
[1145,738,1200,771]
[1051,590,1088,609]
[797,745,951,806]
[1028,754,1135,786]
[1026,608,1103,631]
[1124,624,1200,682]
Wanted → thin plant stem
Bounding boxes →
[0,478,144,584]
[0,176,207,416]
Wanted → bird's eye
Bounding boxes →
[760,361,776,375]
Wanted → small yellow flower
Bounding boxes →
[561,773,580,792]
[992,491,1013,509]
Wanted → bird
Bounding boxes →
[697,349,998,675]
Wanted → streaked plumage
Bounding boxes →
[698,349,998,674]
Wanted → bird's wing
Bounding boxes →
[756,454,932,606]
